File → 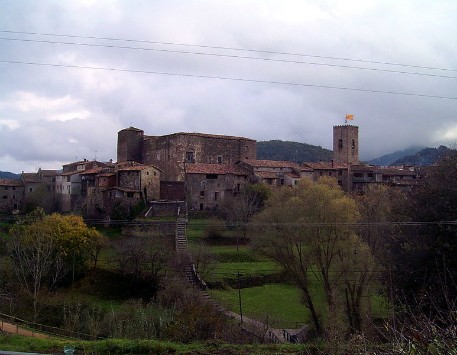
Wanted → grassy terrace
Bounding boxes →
[186,218,310,328]
[186,217,389,329]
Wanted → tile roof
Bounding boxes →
[21,173,41,183]
[0,178,24,187]
[302,162,348,170]
[285,172,300,178]
[60,170,80,176]
[243,159,299,168]
[186,163,248,175]
[80,167,103,175]
[39,170,59,176]
[118,165,149,171]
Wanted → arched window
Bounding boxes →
[338,139,343,149]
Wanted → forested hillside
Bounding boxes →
[392,145,451,166]
[0,171,20,179]
[257,140,332,163]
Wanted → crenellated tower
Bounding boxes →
[333,124,359,164]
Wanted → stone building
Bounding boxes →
[237,159,303,186]
[117,162,161,202]
[0,178,23,213]
[333,125,359,164]
[117,127,257,182]
[185,163,250,211]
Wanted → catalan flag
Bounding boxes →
[345,114,354,120]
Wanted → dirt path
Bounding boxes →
[0,320,50,339]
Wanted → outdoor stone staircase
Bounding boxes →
[173,213,306,344]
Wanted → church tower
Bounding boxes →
[333,125,359,164]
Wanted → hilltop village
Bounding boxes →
[0,124,421,216]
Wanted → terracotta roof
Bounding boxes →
[80,167,103,175]
[256,171,279,179]
[302,162,348,170]
[21,173,41,183]
[39,170,59,176]
[118,165,149,171]
[0,179,24,187]
[243,159,299,169]
[285,172,300,178]
[60,170,80,176]
[186,163,248,176]
[350,165,378,172]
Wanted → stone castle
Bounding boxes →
[0,124,422,216]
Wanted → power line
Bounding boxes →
[1,29,456,73]
[2,59,457,100]
[1,36,456,79]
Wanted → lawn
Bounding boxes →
[187,217,391,327]
[211,284,311,328]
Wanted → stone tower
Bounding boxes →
[333,125,359,164]
[117,127,144,163]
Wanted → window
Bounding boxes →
[4,186,8,190]
[214,192,219,201]
[29,187,33,192]
[67,176,71,182]
[328,172,332,176]
[13,195,16,200]
[127,192,134,198]
[200,191,205,197]
[2,195,7,199]
[206,174,218,180]
[185,151,195,163]
[217,156,223,164]
[352,139,356,150]
[354,172,363,178]
[338,139,343,149]
[12,186,15,190]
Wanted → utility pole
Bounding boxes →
[237,270,243,324]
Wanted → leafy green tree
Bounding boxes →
[7,210,103,320]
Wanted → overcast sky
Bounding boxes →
[1,0,457,173]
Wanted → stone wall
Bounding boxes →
[333,125,359,164]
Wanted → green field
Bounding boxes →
[186,217,390,328]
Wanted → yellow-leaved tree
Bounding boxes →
[252,177,377,335]
[8,209,106,320]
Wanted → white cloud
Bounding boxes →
[1,0,457,171]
